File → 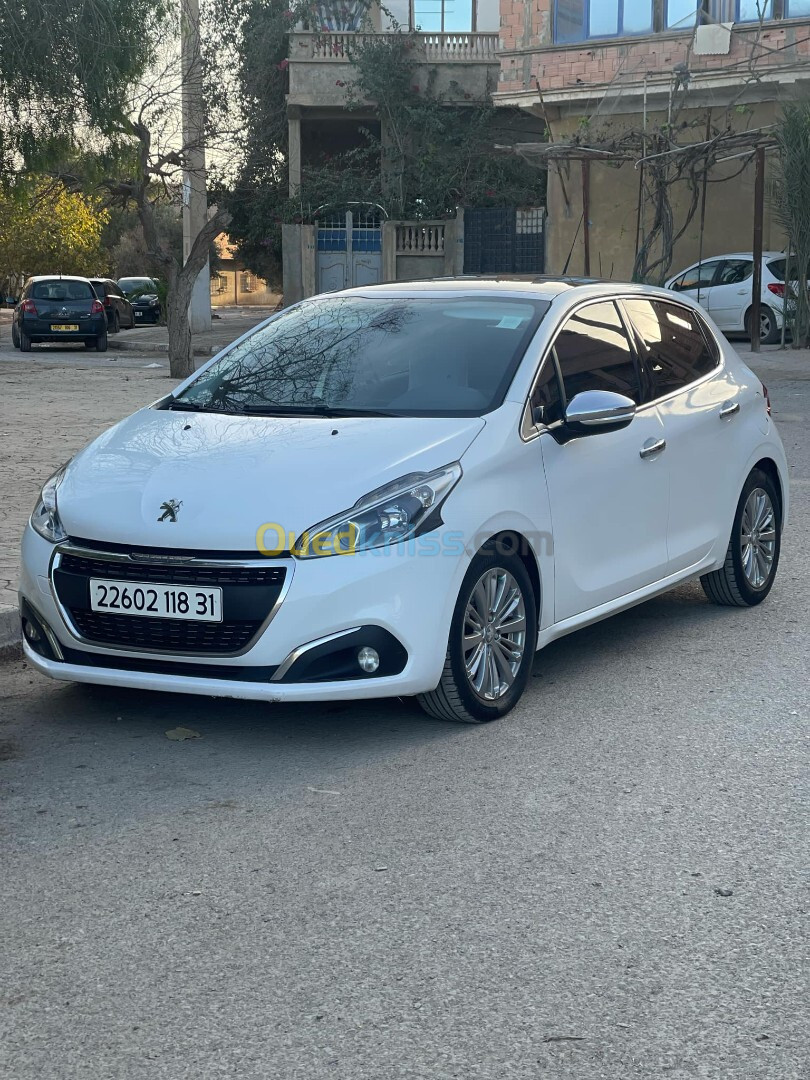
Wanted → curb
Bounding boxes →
[112,338,224,357]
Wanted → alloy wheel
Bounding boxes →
[740,487,776,589]
[462,568,527,701]
[760,311,773,341]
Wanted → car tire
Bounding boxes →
[746,305,780,345]
[19,329,31,352]
[95,331,108,352]
[11,323,19,349]
[417,543,538,723]
[110,311,120,334]
[701,468,781,607]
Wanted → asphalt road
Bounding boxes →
[1,352,808,1079]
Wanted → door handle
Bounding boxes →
[639,437,666,459]
[719,401,740,419]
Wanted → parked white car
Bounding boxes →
[20,278,788,723]
[665,252,795,344]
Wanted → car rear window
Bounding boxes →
[767,258,810,282]
[31,280,94,300]
[119,278,154,293]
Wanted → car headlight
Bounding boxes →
[31,464,69,543]
[294,463,462,558]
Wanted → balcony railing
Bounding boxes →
[290,31,499,63]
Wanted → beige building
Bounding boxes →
[493,2,810,279]
[210,234,281,308]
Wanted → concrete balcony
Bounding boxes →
[288,31,500,108]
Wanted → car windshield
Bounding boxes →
[173,295,549,418]
[31,280,93,300]
[119,278,154,295]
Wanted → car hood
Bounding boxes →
[57,407,485,550]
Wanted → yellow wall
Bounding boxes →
[545,103,785,283]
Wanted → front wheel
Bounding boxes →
[701,469,781,607]
[417,545,538,723]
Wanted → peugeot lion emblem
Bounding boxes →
[157,499,183,523]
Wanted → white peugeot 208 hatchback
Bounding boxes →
[20,279,788,723]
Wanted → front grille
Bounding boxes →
[53,547,287,656]
[70,610,260,653]
[59,553,283,587]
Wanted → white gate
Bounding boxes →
[316,208,383,293]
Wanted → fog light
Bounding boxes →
[23,620,41,643]
[357,646,380,674]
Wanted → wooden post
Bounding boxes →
[750,146,765,354]
[581,159,591,277]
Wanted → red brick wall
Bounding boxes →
[497,5,810,95]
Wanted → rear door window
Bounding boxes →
[622,298,718,399]
[553,301,642,404]
[716,259,753,285]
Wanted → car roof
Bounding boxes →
[330,276,676,303]
[27,274,93,283]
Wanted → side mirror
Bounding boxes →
[564,390,636,433]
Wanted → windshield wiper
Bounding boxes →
[240,404,401,418]
[166,399,211,412]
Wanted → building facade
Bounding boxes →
[494,2,810,277]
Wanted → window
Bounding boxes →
[175,296,550,418]
[736,0,773,20]
[413,0,473,32]
[553,301,642,403]
[31,280,94,300]
[786,0,810,14]
[623,298,718,398]
[667,0,703,28]
[767,257,810,281]
[671,260,721,292]
[527,355,565,430]
[554,0,653,43]
[716,259,754,285]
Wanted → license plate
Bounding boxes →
[135,311,143,317]
[89,578,222,622]
[53,324,79,331]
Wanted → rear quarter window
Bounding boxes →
[622,298,719,400]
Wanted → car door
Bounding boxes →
[670,259,722,318]
[621,297,738,572]
[708,258,753,331]
[533,300,670,622]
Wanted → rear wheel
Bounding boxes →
[701,469,781,607]
[95,331,108,352]
[109,311,120,334]
[19,329,31,352]
[417,545,537,723]
[11,323,19,348]
[746,305,780,345]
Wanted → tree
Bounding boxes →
[0,179,108,292]
[0,0,166,174]
[772,103,810,348]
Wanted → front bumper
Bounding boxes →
[19,526,466,702]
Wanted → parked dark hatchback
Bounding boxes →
[12,276,108,352]
[89,278,135,333]
[117,276,161,323]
